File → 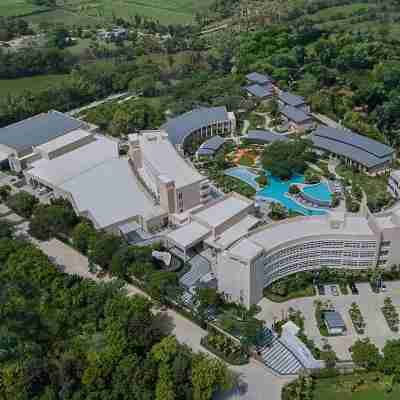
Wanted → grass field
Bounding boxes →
[314,374,400,400]
[0,74,70,99]
[3,0,215,25]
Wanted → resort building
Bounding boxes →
[196,135,225,158]
[129,130,211,215]
[164,193,259,259]
[244,84,274,100]
[278,91,309,112]
[280,105,314,133]
[245,130,288,145]
[24,133,167,234]
[246,72,273,85]
[161,107,236,154]
[0,110,96,172]
[310,127,395,174]
[216,210,400,307]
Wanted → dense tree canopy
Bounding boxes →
[261,139,316,179]
[0,235,232,399]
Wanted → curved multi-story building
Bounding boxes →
[161,107,236,154]
[216,211,400,307]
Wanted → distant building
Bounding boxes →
[279,105,314,133]
[244,84,274,100]
[97,27,128,41]
[0,111,96,173]
[311,127,395,174]
[245,72,273,86]
[278,91,309,112]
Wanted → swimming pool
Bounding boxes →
[225,167,329,216]
[302,183,332,203]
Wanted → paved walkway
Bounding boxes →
[34,238,292,400]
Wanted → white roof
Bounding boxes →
[140,135,204,188]
[61,158,164,229]
[247,214,375,253]
[229,238,264,262]
[28,136,118,186]
[206,214,259,249]
[193,195,252,229]
[35,129,92,154]
[166,221,211,249]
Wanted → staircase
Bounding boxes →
[256,328,303,375]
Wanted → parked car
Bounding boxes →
[331,285,339,296]
[350,282,359,295]
[317,284,325,295]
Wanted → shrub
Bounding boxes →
[7,191,38,218]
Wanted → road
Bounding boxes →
[35,238,292,400]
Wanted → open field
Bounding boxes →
[0,74,70,99]
[3,0,215,25]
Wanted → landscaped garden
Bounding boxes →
[337,165,394,213]
[349,302,366,334]
[201,329,249,365]
[381,297,399,332]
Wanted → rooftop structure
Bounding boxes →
[278,91,306,108]
[0,110,86,155]
[246,72,272,85]
[25,135,118,187]
[192,194,253,230]
[324,311,346,334]
[311,126,394,172]
[197,135,225,157]
[244,84,274,99]
[161,107,235,149]
[246,130,288,144]
[129,131,210,214]
[139,132,204,189]
[280,105,312,124]
[61,158,166,231]
[35,129,93,156]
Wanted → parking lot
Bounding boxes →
[257,281,400,360]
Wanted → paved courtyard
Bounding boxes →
[257,282,400,360]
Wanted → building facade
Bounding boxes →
[216,211,400,307]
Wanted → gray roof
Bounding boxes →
[180,253,211,288]
[313,126,394,158]
[324,311,345,329]
[0,110,85,153]
[162,107,229,146]
[246,72,272,85]
[280,105,312,124]
[246,130,288,143]
[61,158,164,229]
[311,127,394,169]
[197,135,225,156]
[244,84,273,98]
[279,91,306,107]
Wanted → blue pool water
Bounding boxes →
[225,167,330,216]
[302,183,332,203]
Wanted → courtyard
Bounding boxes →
[257,281,400,360]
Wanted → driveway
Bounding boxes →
[257,282,400,360]
[34,238,291,400]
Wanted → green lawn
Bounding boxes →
[314,374,400,400]
[10,0,215,26]
[0,74,70,99]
